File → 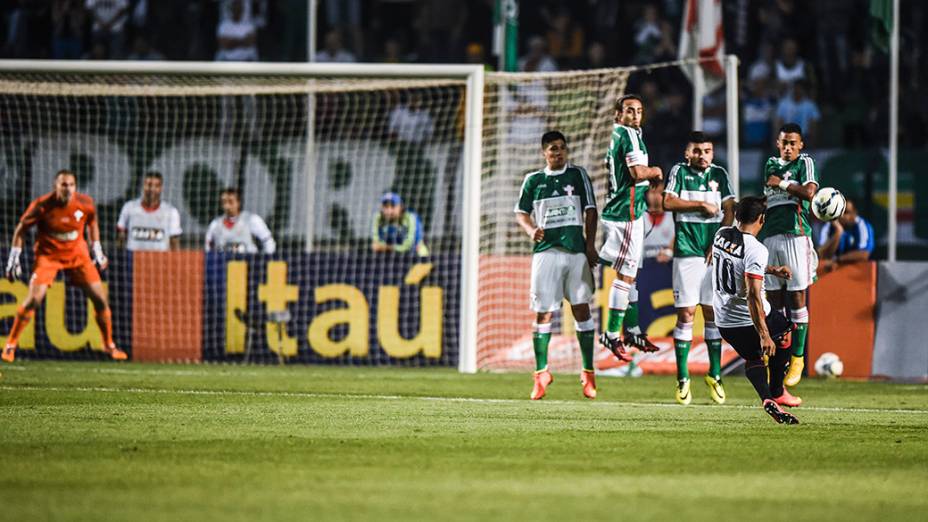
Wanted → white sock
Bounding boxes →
[673,321,694,342]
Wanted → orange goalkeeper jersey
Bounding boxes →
[19,191,96,260]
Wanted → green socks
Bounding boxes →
[606,309,626,334]
[533,330,551,371]
[791,323,808,357]
[674,340,691,381]
[577,330,595,371]
[625,302,639,333]
[706,339,722,379]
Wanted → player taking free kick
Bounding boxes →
[711,197,798,424]
[3,170,127,362]
[515,131,598,400]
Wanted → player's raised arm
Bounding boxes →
[766,173,816,201]
[628,164,663,182]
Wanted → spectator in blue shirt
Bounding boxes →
[371,192,429,257]
[774,80,821,143]
[817,199,873,274]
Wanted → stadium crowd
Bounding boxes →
[1,0,926,150]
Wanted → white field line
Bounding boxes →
[1,384,927,415]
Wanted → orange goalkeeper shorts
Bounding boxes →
[31,253,101,286]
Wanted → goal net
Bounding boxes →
[477,68,627,372]
[0,63,476,366]
[476,60,739,373]
[0,59,736,372]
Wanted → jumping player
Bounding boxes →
[3,170,127,362]
[599,94,663,361]
[761,123,818,398]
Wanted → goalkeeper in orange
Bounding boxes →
[3,169,127,362]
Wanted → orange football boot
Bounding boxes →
[104,345,129,361]
[580,370,597,399]
[530,369,553,400]
[773,388,802,407]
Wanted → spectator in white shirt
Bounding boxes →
[518,36,558,73]
[86,0,131,58]
[215,0,258,61]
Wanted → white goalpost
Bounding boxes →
[0,60,484,367]
[0,57,737,372]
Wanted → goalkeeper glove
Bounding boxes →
[92,241,108,271]
[5,246,21,281]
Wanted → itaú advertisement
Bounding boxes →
[0,250,460,366]
[201,252,460,366]
[482,258,740,375]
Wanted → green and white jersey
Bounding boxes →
[602,124,650,222]
[515,164,596,254]
[664,162,735,257]
[761,154,818,238]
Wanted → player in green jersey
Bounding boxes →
[663,132,735,405]
[598,94,663,362]
[515,131,599,400]
[761,123,818,403]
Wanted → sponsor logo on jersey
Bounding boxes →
[131,227,165,242]
[713,233,744,257]
[218,243,247,253]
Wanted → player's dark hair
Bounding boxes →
[55,169,75,181]
[687,131,709,144]
[144,171,163,181]
[221,187,241,200]
[541,130,567,148]
[779,123,803,137]
[735,196,767,224]
[615,94,643,111]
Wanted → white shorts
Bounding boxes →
[530,248,594,312]
[598,218,644,278]
[672,256,713,308]
[763,234,818,291]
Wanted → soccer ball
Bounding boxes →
[812,187,847,221]
[814,352,844,378]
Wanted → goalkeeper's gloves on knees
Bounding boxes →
[5,246,22,281]
[92,241,108,271]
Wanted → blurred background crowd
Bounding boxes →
[1,0,926,149]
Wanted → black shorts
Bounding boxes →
[718,311,793,361]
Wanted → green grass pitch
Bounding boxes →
[1,361,926,521]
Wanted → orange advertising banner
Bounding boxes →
[808,262,876,378]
